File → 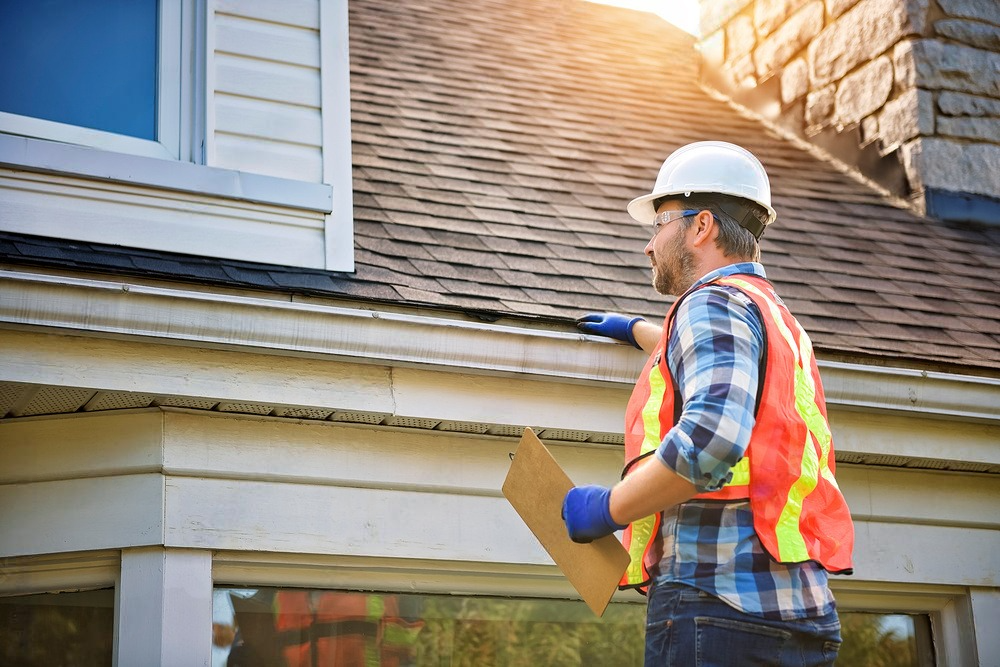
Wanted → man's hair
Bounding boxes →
[656,194,763,262]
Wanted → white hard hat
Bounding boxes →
[627,141,777,233]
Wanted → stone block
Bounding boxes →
[809,0,930,87]
[805,85,837,131]
[938,91,1000,117]
[835,56,894,126]
[826,0,861,18]
[860,115,880,146]
[700,0,754,36]
[938,116,1000,142]
[754,0,811,37]
[907,39,1000,97]
[754,1,824,79]
[892,40,918,90]
[878,88,934,155]
[727,13,757,60]
[781,57,811,104]
[938,0,1000,26]
[934,19,1000,51]
[901,137,1000,197]
[728,53,758,88]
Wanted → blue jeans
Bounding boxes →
[644,581,842,666]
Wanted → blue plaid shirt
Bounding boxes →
[651,262,836,621]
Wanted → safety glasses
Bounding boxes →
[651,209,698,238]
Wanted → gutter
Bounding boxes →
[1,269,998,423]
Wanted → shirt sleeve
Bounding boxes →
[654,285,764,492]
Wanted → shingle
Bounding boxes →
[268,271,341,292]
[221,265,280,287]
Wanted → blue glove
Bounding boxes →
[576,313,645,350]
[562,485,627,544]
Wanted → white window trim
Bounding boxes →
[0,133,332,212]
[0,0,199,162]
[320,0,355,272]
[0,549,119,597]
[832,580,980,667]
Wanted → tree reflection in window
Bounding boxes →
[839,612,935,667]
[0,588,114,666]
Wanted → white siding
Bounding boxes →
[0,170,327,267]
[210,1,324,182]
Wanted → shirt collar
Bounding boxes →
[692,262,766,290]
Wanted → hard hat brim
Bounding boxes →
[627,189,777,228]
[626,192,663,225]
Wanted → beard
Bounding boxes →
[651,230,697,296]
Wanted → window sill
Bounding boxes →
[0,134,332,213]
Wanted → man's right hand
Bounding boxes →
[576,313,646,349]
[562,485,627,543]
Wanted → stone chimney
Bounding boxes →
[698,0,1000,224]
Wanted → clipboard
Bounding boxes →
[502,428,631,616]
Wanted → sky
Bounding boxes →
[588,0,701,36]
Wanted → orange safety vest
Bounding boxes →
[620,274,854,591]
[274,591,423,667]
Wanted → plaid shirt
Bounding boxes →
[651,262,836,621]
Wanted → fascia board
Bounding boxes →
[2,269,999,422]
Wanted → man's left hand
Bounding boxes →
[562,485,627,543]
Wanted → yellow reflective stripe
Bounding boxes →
[728,456,750,486]
[624,514,657,584]
[722,277,833,561]
[625,354,669,584]
[641,362,667,456]
[364,596,384,667]
[366,595,385,620]
[794,323,840,487]
[383,622,422,647]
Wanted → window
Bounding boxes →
[840,612,936,667]
[213,587,646,666]
[0,588,115,666]
[0,0,197,160]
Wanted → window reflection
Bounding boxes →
[839,612,935,667]
[0,0,158,139]
[213,587,646,667]
[0,588,114,667]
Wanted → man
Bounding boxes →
[562,141,854,666]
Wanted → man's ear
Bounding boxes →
[689,210,717,248]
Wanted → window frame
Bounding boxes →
[0,0,201,162]
[0,0,354,271]
[0,550,119,597]
[832,580,980,666]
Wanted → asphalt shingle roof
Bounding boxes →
[3,0,1000,374]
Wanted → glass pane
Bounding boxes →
[0,588,115,666]
[840,612,935,667]
[0,0,158,140]
[214,587,645,666]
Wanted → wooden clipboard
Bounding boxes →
[502,428,631,616]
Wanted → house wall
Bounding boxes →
[1,276,998,663]
[0,0,351,270]
[1,401,998,664]
[210,0,325,181]
[699,0,1000,221]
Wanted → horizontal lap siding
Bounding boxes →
[212,1,323,182]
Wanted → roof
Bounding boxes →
[3,0,1000,375]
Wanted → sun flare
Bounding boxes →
[588,0,701,36]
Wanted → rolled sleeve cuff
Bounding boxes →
[656,431,733,493]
